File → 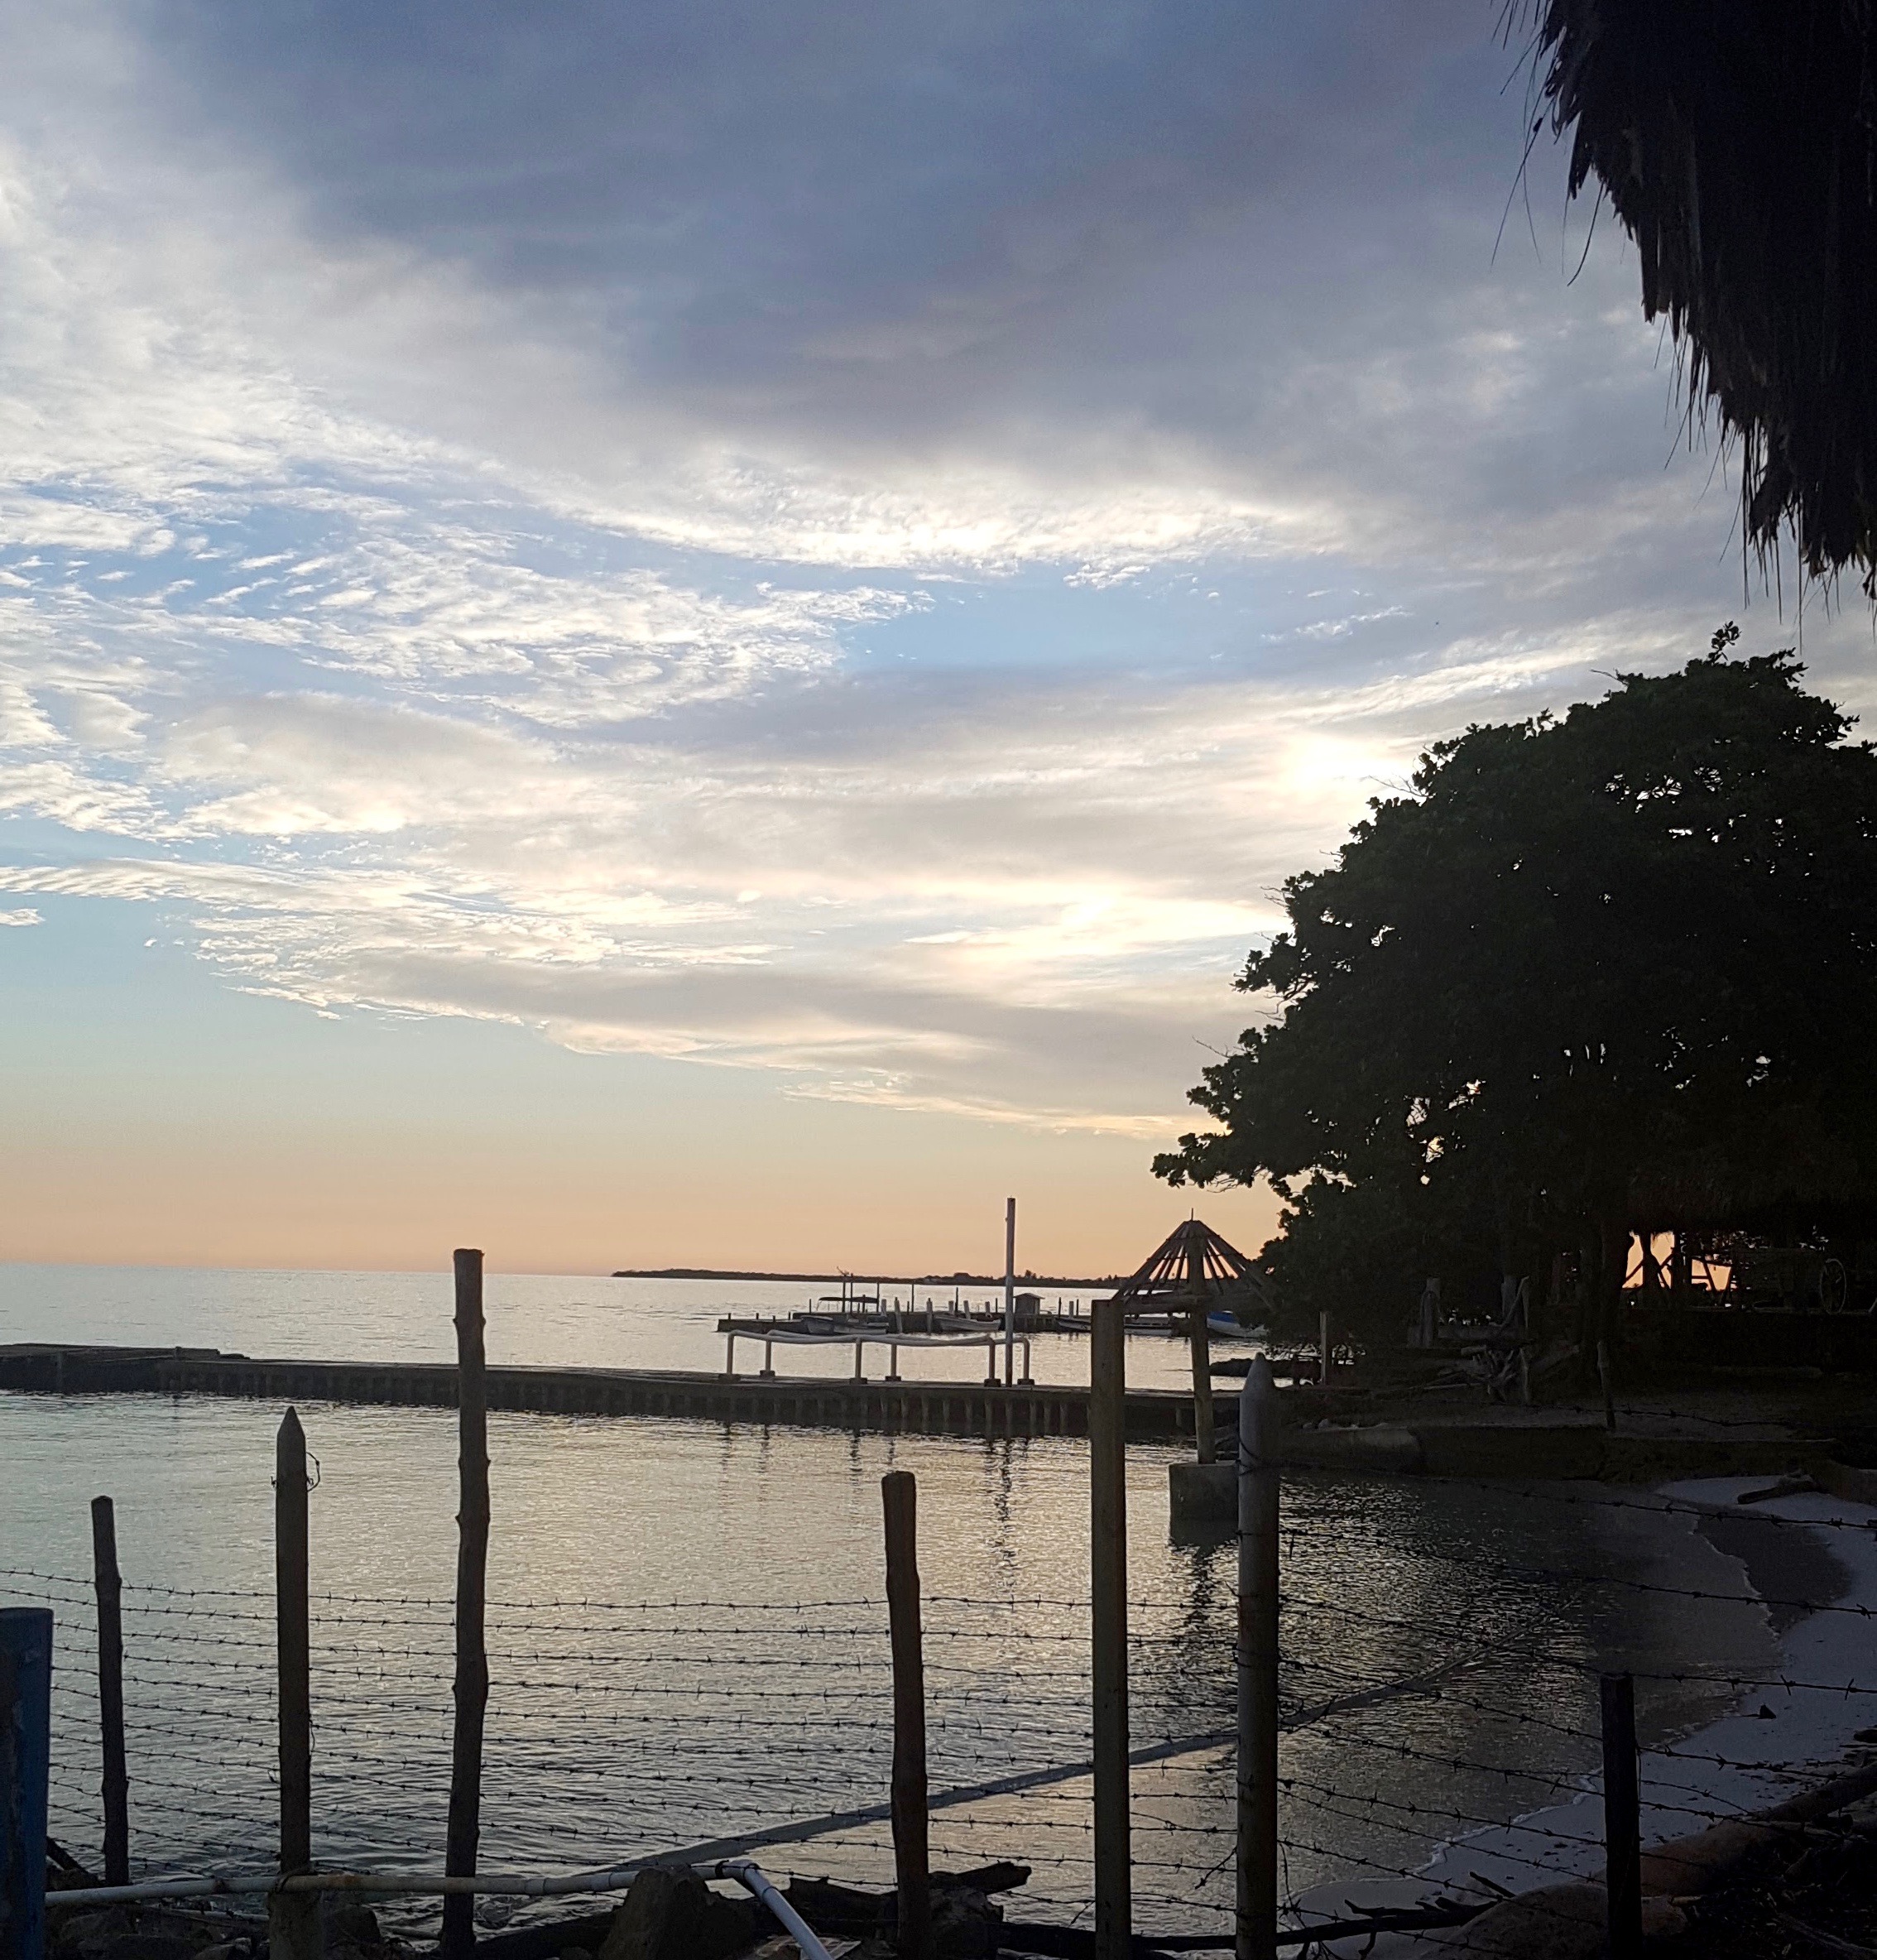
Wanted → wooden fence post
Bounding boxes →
[1090,1294,1131,1960]
[89,1496,129,1885]
[1601,1673,1641,1960]
[1185,1230,1214,1464]
[882,1472,930,1960]
[1236,1357,1279,1960]
[0,1606,52,1960]
[443,1248,491,1960]
[273,1409,321,1960]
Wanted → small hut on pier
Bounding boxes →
[1108,1219,1269,1465]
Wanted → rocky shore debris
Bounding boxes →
[43,1862,1033,1960]
[50,1900,392,1960]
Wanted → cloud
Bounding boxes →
[0,904,39,925]
[2,0,1874,1150]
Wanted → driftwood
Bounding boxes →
[1641,1755,1877,1896]
[467,1864,1034,1960]
[995,1903,1487,1957]
[785,1863,1032,1932]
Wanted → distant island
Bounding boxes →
[612,1266,1123,1288]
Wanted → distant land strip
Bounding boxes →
[611,1266,1123,1288]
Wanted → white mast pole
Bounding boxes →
[1003,1197,1016,1386]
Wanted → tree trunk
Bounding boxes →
[1597,1215,1627,1405]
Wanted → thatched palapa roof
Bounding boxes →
[1108,1218,1271,1323]
[1528,1,1877,581]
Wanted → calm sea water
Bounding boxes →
[0,1266,1794,1937]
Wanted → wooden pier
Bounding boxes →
[0,1343,1210,1443]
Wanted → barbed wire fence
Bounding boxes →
[7,1472,1877,1951]
[8,1297,1877,1957]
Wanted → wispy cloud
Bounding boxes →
[1,0,1870,1151]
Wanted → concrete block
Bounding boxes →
[1281,1425,1423,1473]
[1167,1459,1236,1522]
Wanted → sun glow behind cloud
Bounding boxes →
[2,1,1873,1267]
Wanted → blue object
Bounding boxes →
[1,1607,52,1960]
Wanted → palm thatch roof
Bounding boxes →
[1627,1094,1877,1235]
[1108,1218,1271,1323]
[1527,1,1877,582]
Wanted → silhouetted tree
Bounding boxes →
[1155,630,1877,1343]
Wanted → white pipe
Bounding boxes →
[710,1857,836,1960]
[739,1328,1003,1352]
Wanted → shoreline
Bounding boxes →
[1308,1473,1877,1954]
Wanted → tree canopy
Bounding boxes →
[1155,632,1877,1333]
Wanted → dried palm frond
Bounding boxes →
[1525,1,1877,584]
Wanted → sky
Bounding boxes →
[2,1,1871,1277]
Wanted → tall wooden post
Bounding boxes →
[273,1410,320,1960]
[444,1248,491,1960]
[1601,1674,1641,1960]
[1185,1231,1214,1465]
[1236,1358,1279,1960]
[1090,1295,1131,1960]
[882,1472,930,1960]
[1003,1198,1017,1386]
[89,1496,129,1885]
[0,1607,52,1960]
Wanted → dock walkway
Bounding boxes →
[0,1343,1203,1442]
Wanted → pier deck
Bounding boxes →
[0,1343,1207,1443]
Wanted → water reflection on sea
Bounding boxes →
[0,1267,1780,1935]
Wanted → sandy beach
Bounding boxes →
[1294,1474,1877,1954]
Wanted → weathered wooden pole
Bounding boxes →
[1236,1358,1279,1960]
[1318,1311,1331,1386]
[1090,1293,1131,1960]
[1185,1231,1214,1465]
[882,1472,930,1960]
[89,1496,130,1886]
[0,1607,52,1960]
[443,1248,491,1960]
[273,1409,320,1960]
[1601,1673,1642,1960]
